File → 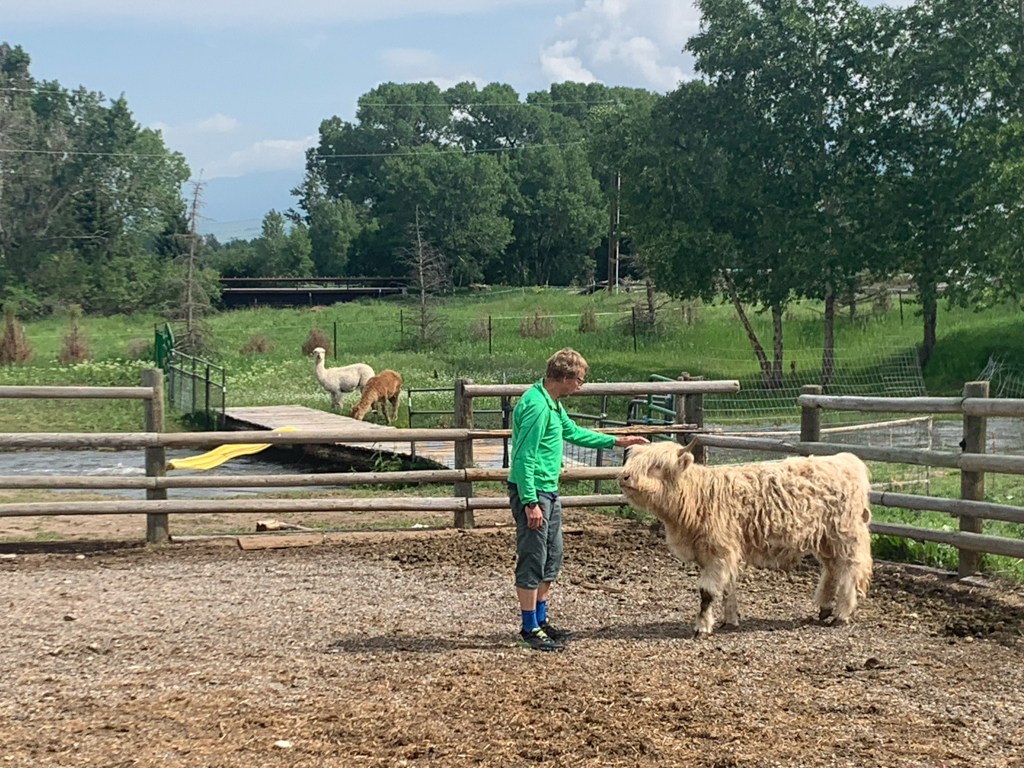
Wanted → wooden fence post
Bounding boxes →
[959,380,989,577]
[594,395,610,494]
[142,369,169,544]
[800,384,822,443]
[453,378,475,529]
[679,372,707,464]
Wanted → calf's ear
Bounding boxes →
[678,451,695,471]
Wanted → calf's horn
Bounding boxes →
[680,437,699,453]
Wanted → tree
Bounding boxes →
[252,210,314,278]
[398,206,448,348]
[880,0,1024,365]
[0,43,190,315]
[167,179,218,355]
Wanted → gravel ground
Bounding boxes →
[2,513,1023,768]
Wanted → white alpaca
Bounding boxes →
[311,347,374,411]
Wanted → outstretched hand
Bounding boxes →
[614,435,650,448]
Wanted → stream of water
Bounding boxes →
[0,448,336,499]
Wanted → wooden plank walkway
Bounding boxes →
[223,405,509,470]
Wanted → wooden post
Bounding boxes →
[142,369,169,544]
[333,321,338,360]
[453,378,475,529]
[204,363,211,427]
[680,372,707,464]
[800,384,822,443]
[631,306,638,351]
[501,395,511,469]
[959,380,989,577]
[488,315,492,356]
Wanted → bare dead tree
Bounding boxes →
[397,206,448,348]
[170,177,214,355]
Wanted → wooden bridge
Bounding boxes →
[223,405,509,470]
[219,277,409,308]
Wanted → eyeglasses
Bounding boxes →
[574,376,586,386]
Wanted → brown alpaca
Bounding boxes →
[349,370,403,424]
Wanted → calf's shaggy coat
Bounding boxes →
[618,441,873,636]
[350,370,403,424]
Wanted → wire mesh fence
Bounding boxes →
[167,351,226,429]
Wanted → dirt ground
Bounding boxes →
[2,511,1024,768]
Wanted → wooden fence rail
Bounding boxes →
[798,382,1024,577]
[0,386,156,400]
[0,494,629,517]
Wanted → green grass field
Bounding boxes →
[2,288,1023,577]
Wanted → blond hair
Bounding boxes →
[545,347,589,382]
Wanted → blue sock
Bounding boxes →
[521,609,539,633]
[536,600,548,624]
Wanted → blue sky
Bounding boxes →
[1,0,905,237]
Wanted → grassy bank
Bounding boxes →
[4,288,1022,433]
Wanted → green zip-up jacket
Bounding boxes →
[508,381,616,504]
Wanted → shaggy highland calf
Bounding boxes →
[311,347,374,411]
[618,441,873,636]
[350,370,403,424]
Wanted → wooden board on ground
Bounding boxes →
[236,533,324,550]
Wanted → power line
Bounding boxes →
[0,86,622,108]
[0,140,585,160]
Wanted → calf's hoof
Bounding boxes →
[692,626,714,639]
[818,607,833,623]
[823,614,850,627]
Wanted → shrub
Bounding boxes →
[58,306,91,364]
[241,334,275,355]
[126,338,152,360]
[519,308,554,339]
[578,307,599,334]
[469,316,490,341]
[0,305,33,365]
[301,327,331,356]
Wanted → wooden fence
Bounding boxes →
[4,374,1024,577]
[0,373,733,542]
[706,382,1024,576]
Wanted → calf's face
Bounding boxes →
[618,442,695,509]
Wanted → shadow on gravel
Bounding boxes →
[326,632,513,654]
[0,539,145,556]
[575,616,812,642]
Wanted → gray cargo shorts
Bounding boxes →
[508,482,563,590]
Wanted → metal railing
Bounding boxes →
[167,350,226,429]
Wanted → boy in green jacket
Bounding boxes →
[508,347,648,651]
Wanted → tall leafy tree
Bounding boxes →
[881,0,1024,365]
[0,43,189,315]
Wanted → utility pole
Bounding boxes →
[184,177,204,340]
[607,172,620,294]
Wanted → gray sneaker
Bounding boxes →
[517,627,564,652]
[539,620,573,642]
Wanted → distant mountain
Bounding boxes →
[195,169,304,242]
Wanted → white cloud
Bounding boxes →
[542,0,699,92]
[151,113,240,141]
[540,41,597,84]
[149,114,313,179]
[380,48,486,90]
[205,136,317,179]
[0,0,556,26]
